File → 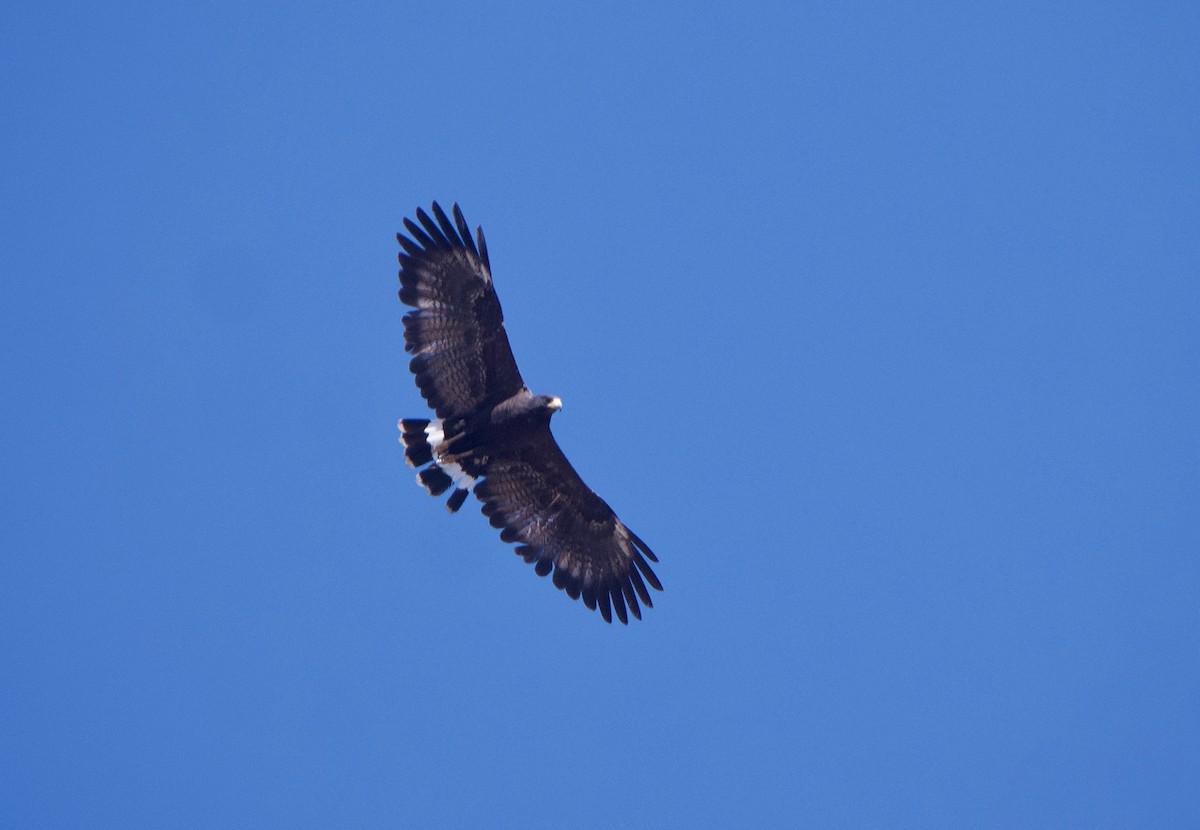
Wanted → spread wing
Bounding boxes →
[398,202,525,418]
[473,425,663,624]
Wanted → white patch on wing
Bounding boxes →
[415,337,442,355]
[416,295,446,311]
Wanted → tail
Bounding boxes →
[398,417,474,513]
[399,418,435,467]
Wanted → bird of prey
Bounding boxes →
[396,202,662,624]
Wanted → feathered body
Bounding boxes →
[397,202,662,624]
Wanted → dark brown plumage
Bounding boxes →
[397,202,662,624]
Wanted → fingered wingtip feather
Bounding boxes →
[431,202,460,246]
[597,590,613,623]
[452,203,479,258]
[416,206,450,247]
[634,554,663,592]
[476,226,489,270]
[610,587,628,625]
[627,527,658,562]
[629,568,654,607]
[621,580,641,620]
[403,216,433,247]
[397,233,424,258]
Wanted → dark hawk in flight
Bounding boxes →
[397,202,662,624]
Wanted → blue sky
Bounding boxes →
[2,1,1197,826]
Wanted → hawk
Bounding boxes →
[397,202,662,624]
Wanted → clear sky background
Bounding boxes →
[2,2,1197,827]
